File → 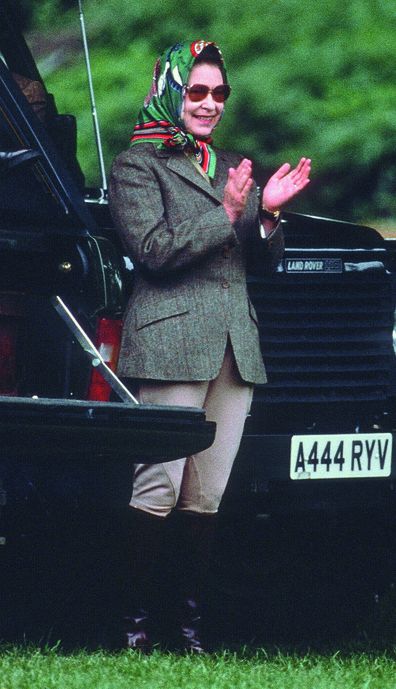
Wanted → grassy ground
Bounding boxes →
[1,647,396,689]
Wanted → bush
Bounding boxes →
[33,0,396,221]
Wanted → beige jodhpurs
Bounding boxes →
[130,342,253,518]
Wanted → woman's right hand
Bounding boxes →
[223,158,254,224]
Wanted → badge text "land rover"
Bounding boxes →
[285,259,343,273]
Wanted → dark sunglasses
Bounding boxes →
[183,83,231,103]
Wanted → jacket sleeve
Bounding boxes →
[233,182,285,274]
[246,221,285,275]
[108,149,243,274]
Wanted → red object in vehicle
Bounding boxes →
[0,295,24,396]
[87,317,123,401]
[0,319,18,394]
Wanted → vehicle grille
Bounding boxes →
[248,249,396,406]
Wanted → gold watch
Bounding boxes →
[260,205,281,222]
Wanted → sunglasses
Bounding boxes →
[183,83,231,103]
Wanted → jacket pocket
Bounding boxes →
[136,297,189,330]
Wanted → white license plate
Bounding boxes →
[290,433,392,480]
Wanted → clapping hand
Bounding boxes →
[223,156,311,225]
[223,158,254,224]
[262,157,311,212]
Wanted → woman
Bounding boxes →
[109,40,310,652]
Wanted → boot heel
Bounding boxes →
[180,598,205,654]
[124,611,152,653]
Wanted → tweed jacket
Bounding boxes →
[108,143,284,384]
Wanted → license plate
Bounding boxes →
[290,433,392,480]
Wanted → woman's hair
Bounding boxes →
[194,45,227,82]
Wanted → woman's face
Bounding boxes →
[182,62,225,138]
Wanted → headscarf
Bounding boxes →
[130,40,228,179]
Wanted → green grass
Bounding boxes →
[1,647,396,689]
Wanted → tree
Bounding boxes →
[35,0,396,221]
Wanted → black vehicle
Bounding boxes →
[221,214,396,643]
[1,0,395,646]
[0,0,218,644]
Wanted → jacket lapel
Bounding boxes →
[158,150,224,203]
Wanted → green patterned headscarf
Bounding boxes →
[130,40,228,179]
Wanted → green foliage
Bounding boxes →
[26,0,76,29]
[45,42,156,185]
[31,0,396,221]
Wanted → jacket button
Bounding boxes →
[221,280,230,289]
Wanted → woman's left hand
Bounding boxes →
[262,157,311,212]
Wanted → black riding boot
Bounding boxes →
[124,508,217,653]
[173,511,217,654]
[124,507,171,652]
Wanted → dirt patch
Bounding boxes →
[366,220,396,239]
